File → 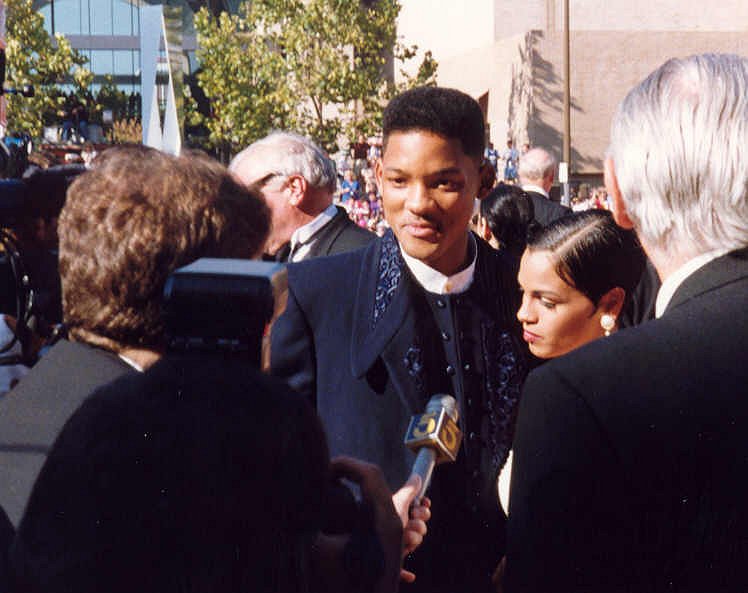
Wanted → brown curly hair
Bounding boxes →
[59,146,269,352]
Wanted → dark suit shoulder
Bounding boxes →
[526,191,570,226]
[287,235,376,302]
[0,340,132,442]
[313,206,374,257]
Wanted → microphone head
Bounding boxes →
[404,393,462,463]
[425,393,459,422]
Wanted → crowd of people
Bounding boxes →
[0,52,746,593]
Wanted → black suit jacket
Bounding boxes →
[303,205,374,260]
[9,354,330,593]
[505,249,748,592]
[272,230,528,591]
[0,340,132,527]
[523,190,570,227]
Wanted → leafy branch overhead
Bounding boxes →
[194,0,437,154]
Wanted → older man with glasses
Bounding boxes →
[230,131,373,262]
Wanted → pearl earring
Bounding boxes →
[600,314,616,337]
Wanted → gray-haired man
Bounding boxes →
[230,131,373,262]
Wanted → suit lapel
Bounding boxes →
[350,231,422,415]
[667,247,748,313]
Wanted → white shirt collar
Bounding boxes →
[521,184,549,199]
[118,353,145,372]
[289,203,338,262]
[399,233,477,295]
[655,248,730,317]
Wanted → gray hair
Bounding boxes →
[518,148,556,182]
[609,53,748,255]
[229,131,337,194]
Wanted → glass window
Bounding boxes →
[112,0,134,36]
[113,50,134,76]
[39,4,53,35]
[52,0,82,35]
[90,0,113,35]
[90,50,114,76]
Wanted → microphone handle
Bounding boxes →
[411,447,437,502]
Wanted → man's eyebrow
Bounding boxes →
[382,166,464,176]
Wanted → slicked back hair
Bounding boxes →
[480,183,537,256]
[382,86,485,161]
[609,53,748,256]
[527,210,644,306]
[60,146,269,352]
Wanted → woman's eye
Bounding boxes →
[540,298,556,310]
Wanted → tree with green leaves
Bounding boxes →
[194,0,437,156]
[4,0,90,138]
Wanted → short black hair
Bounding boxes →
[527,209,645,305]
[382,86,485,160]
[480,183,537,256]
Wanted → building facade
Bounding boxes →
[398,0,748,176]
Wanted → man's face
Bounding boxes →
[232,151,292,253]
[376,130,481,276]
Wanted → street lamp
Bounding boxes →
[561,0,571,206]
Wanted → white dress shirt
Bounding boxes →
[655,249,729,317]
[399,233,478,294]
[521,183,549,199]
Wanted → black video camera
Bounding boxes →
[162,258,288,368]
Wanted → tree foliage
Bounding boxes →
[4,0,90,138]
[194,0,437,155]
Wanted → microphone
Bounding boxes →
[404,394,463,502]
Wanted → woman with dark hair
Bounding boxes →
[495,209,646,546]
[516,209,645,359]
[477,183,537,257]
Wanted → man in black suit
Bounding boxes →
[518,147,569,226]
[506,53,748,592]
[230,131,373,262]
[0,146,269,527]
[271,87,529,592]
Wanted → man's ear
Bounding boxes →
[604,157,634,229]
[286,174,308,207]
[374,158,384,191]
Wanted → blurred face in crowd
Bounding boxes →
[516,248,604,359]
[376,130,480,276]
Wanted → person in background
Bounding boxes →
[230,131,372,262]
[501,139,520,183]
[518,147,569,226]
[477,183,537,258]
